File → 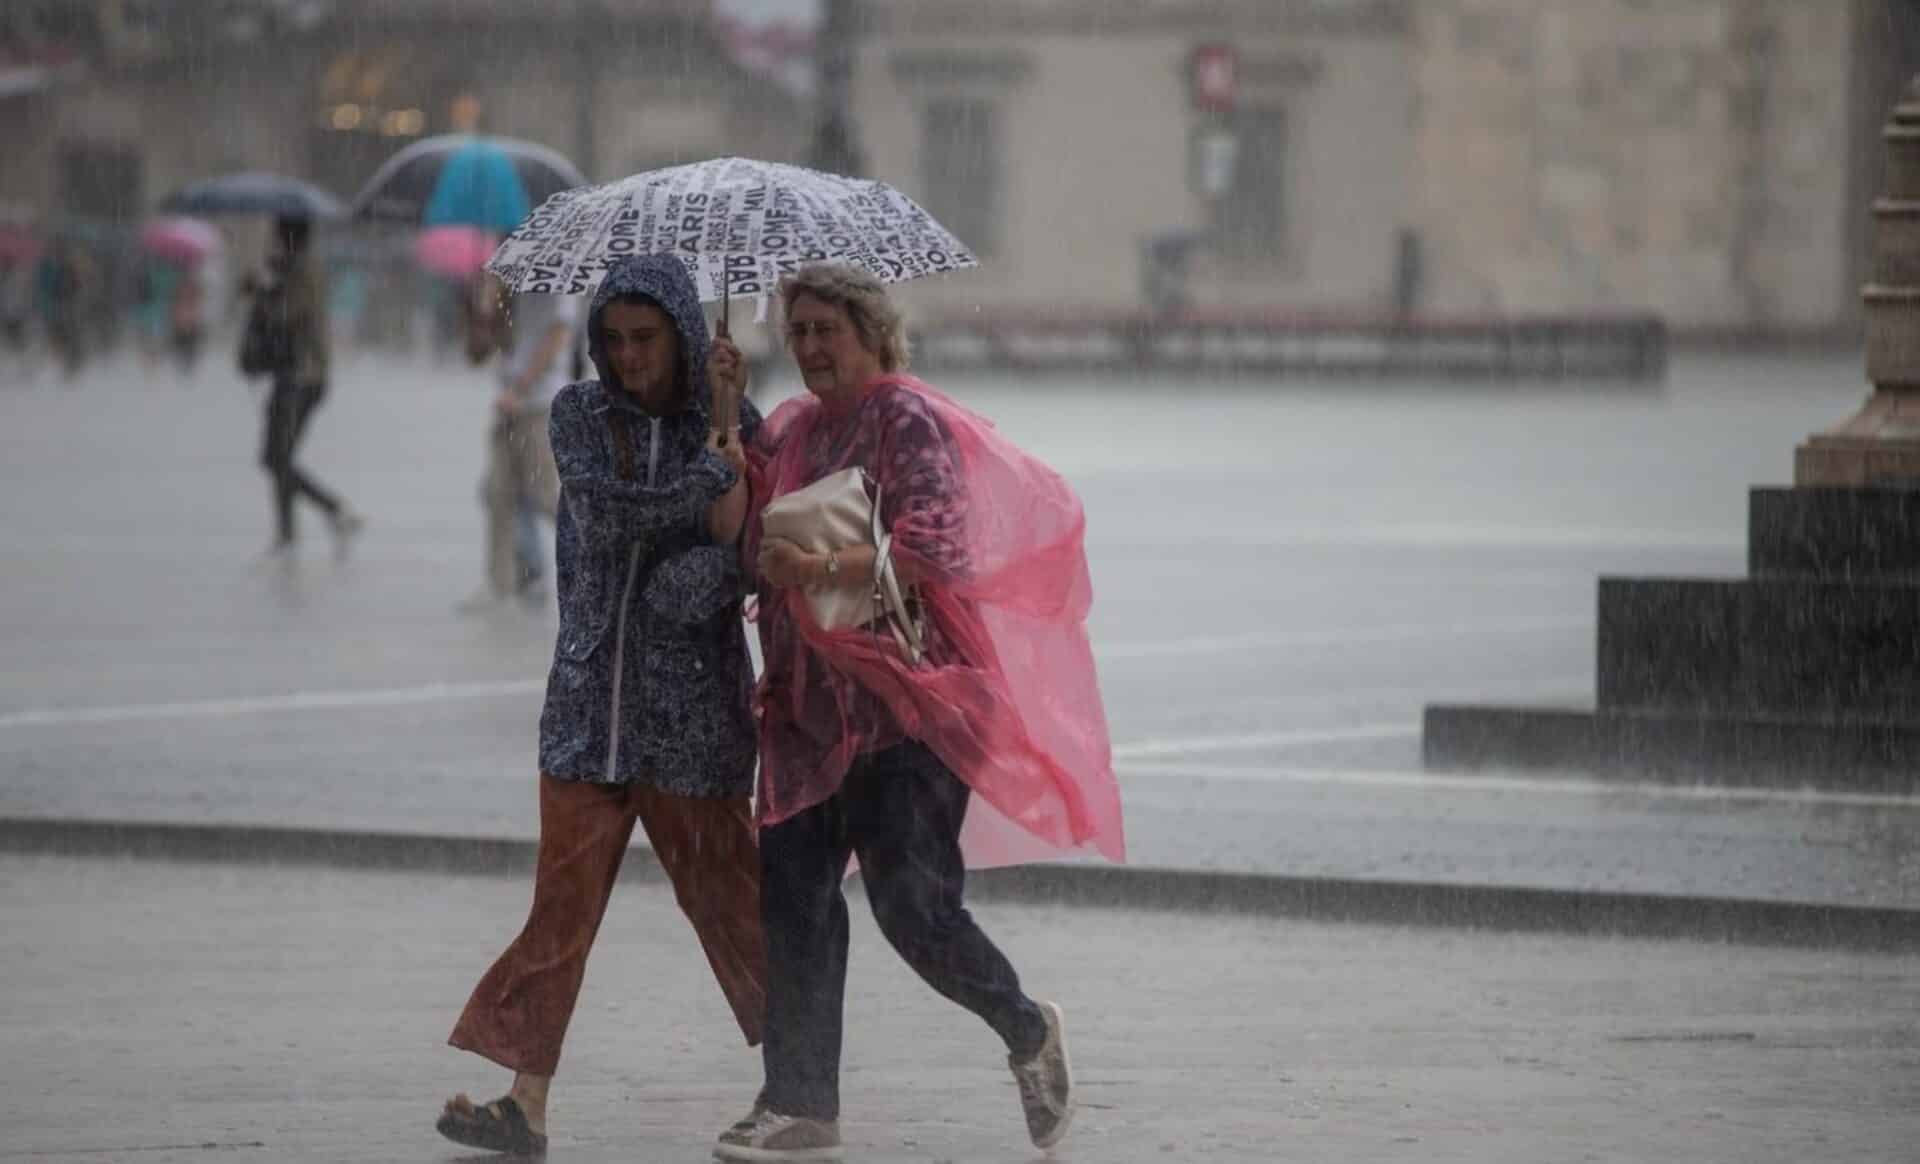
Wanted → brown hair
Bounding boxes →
[777,262,910,372]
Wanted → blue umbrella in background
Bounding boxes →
[423,139,530,231]
[351,135,585,231]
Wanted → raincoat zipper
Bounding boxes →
[602,416,663,780]
[647,417,661,487]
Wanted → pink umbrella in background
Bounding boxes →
[414,225,499,279]
[0,223,42,264]
[139,216,222,265]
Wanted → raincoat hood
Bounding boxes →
[586,253,711,417]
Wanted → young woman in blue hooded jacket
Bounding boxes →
[437,254,765,1157]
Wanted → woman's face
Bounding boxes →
[601,299,680,407]
[786,292,884,401]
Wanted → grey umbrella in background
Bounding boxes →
[158,172,345,221]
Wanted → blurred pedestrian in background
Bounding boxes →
[456,274,579,612]
[430,275,468,363]
[242,216,363,559]
[436,254,766,1157]
[712,262,1125,1162]
[169,265,206,377]
[135,258,174,366]
[38,238,91,382]
[0,258,35,381]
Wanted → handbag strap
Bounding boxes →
[868,480,924,665]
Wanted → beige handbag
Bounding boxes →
[760,466,924,663]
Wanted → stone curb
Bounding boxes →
[4,816,1916,952]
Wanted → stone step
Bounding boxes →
[1595,576,1920,717]
[1422,703,1920,794]
[1748,486,1920,579]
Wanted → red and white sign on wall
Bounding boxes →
[1190,43,1237,113]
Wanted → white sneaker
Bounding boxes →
[1010,1001,1074,1149]
[713,1107,842,1162]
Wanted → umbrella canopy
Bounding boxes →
[158,171,344,220]
[413,225,498,279]
[483,156,977,307]
[352,134,586,230]
[139,217,223,265]
[423,139,528,231]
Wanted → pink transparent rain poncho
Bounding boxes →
[745,374,1126,868]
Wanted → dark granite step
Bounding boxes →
[1596,576,1920,717]
[1423,703,1920,794]
[1748,486,1920,579]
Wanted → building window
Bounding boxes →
[1213,106,1287,264]
[919,97,1000,258]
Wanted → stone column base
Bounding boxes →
[1794,386,1920,485]
[1795,437,1920,485]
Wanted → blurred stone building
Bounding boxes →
[0,0,1903,339]
[852,0,1413,324]
[0,0,807,231]
[854,0,1898,337]
[1410,0,1863,335]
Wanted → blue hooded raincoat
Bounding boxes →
[536,254,761,795]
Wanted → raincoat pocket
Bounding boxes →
[642,546,741,625]
[556,617,609,662]
[643,640,718,685]
[637,639,731,742]
[550,657,593,694]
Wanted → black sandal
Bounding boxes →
[436,1095,548,1157]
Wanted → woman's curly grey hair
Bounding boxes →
[778,262,911,372]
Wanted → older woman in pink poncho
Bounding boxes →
[704,262,1125,1163]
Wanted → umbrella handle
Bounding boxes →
[713,294,735,444]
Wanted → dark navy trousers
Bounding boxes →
[758,740,1048,1120]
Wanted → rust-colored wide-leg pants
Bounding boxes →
[449,774,767,1076]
